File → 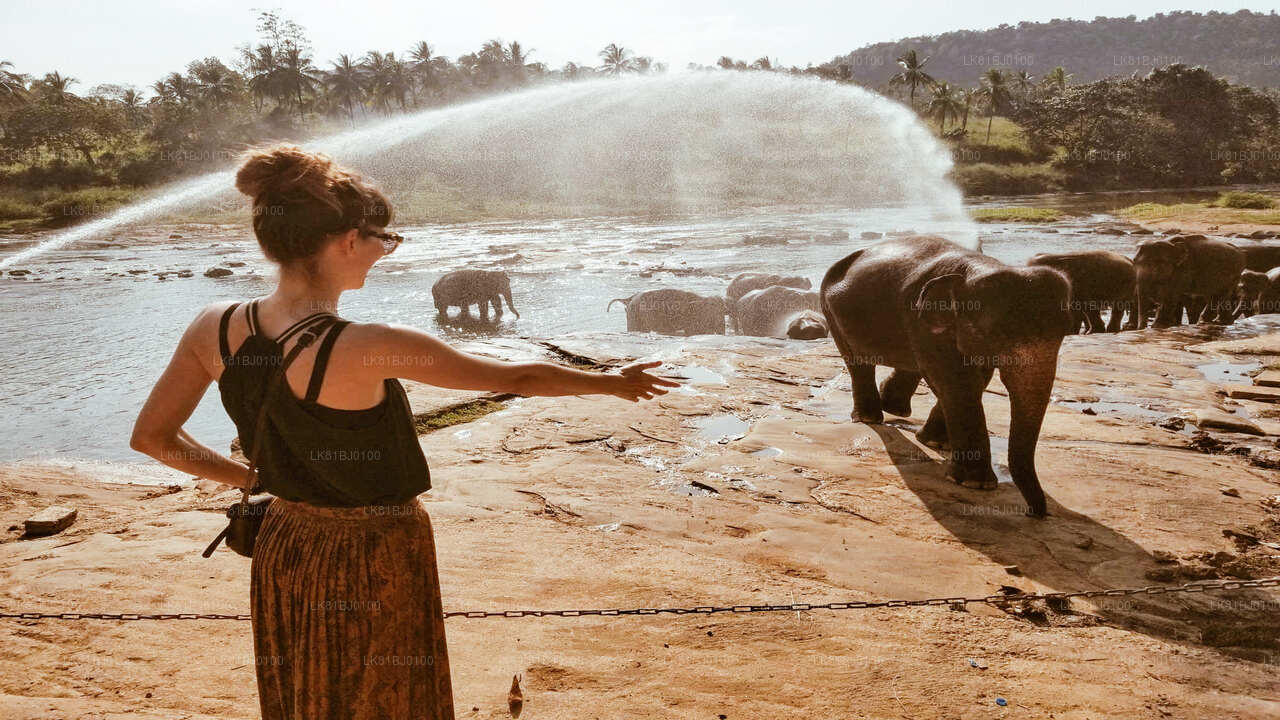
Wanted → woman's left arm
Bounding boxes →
[130,306,255,489]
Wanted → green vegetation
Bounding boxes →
[1213,191,1277,210]
[970,207,1063,222]
[412,399,507,434]
[1118,200,1280,226]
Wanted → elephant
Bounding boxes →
[1233,244,1280,273]
[735,285,828,339]
[432,269,519,322]
[786,310,830,340]
[1027,250,1135,333]
[820,235,1073,517]
[725,273,812,332]
[608,289,727,335]
[1130,235,1245,328]
[1234,268,1280,318]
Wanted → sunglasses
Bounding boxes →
[367,229,405,254]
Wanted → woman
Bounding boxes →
[129,144,679,719]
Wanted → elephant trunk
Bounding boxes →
[998,337,1062,517]
[503,288,520,319]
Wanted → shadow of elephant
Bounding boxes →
[867,423,1280,663]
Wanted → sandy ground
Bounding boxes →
[3,327,1280,719]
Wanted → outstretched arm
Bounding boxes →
[362,323,681,401]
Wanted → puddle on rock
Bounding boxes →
[989,436,1013,484]
[1057,399,1169,422]
[1196,360,1261,384]
[693,413,750,443]
[674,365,728,385]
[751,446,783,458]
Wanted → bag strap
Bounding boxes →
[237,314,338,499]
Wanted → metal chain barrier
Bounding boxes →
[1,576,1276,622]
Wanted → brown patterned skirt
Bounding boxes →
[250,496,454,720]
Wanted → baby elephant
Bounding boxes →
[432,269,519,322]
[735,285,828,339]
[608,289,726,335]
[725,272,812,332]
[1026,250,1135,333]
[1234,268,1280,318]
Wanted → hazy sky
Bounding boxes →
[2,1,1275,93]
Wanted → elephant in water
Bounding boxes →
[1234,268,1280,318]
[1027,250,1135,333]
[735,285,828,339]
[725,273,812,332]
[432,269,520,322]
[1131,235,1244,328]
[608,289,726,335]
[821,235,1072,518]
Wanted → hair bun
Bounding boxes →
[234,144,340,201]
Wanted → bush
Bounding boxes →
[970,207,1063,223]
[952,163,1066,196]
[38,187,138,222]
[1212,191,1276,209]
[0,197,42,220]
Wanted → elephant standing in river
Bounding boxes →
[608,289,727,335]
[1130,235,1244,328]
[725,273,811,332]
[1234,268,1280,318]
[735,285,828,339]
[1233,244,1280,273]
[1027,250,1135,333]
[821,235,1072,517]
[432,269,520,322]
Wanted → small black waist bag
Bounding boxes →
[202,317,334,558]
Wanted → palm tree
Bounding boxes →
[506,41,535,85]
[408,41,443,104]
[326,54,365,121]
[362,51,411,112]
[1011,70,1035,101]
[927,82,963,132]
[0,60,29,104]
[190,60,240,110]
[241,45,281,113]
[1042,66,1072,94]
[889,50,935,110]
[978,68,1010,142]
[599,44,634,75]
[561,62,589,80]
[959,87,979,131]
[280,46,321,118]
[36,71,79,103]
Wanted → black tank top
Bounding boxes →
[216,298,431,507]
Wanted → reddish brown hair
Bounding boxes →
[234,144,392,268]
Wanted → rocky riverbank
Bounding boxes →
[2,328,1280,718]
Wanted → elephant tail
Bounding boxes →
[607,297,629,312]
[503,291,521,319]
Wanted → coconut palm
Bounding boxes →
[927,82,963,132]
[959,87,979,131]
[326,54,366,121]
[280,46,321,118]
[0,60,29,104]
[189,59,240,110]
[408,41,445,103]
[1042,66,1072,94]
[889,49,935,110]
[978,68,1011,142]
[241,45,282,112]
[599,44,634,75]
[1011,70,1035,101]
[362,51,411,112]
[35,71,79,103]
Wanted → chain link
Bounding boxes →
[0,576,1275,622]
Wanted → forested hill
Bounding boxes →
[840,10,1280,89]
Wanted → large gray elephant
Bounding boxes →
[1233,243,1280,273]
[1131,235,1244,328]
[821,235,1072,517]
[1027,250,1135,333]
[432,269,520,322]
[608,289,726,335]
[735,285,828,339]
[726,273,812,331]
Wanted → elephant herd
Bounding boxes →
[432,233,1279,519]
[609,273,830,340]
[1029,235,1280,333]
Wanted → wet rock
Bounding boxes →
[565,262,584,270]
[127,269,148,275]
[1161,228,1183,235]
[204,267,233,278]
[1081,407,1097,415]
[23,506,77,536]
[1219,486,1241,498]
[1186,432,1228,453]
[860,231,883,240]
[1156,416,1186,432]
[1223,384,1280,402]
[1096,226,1128,235]
[8,269,31,276]
[495,254,524,265]
[225,261,246,267]
[742,235,789,246]
[1189,410,1264,436]
[1130,228,1154,235]
[177,269,193,278]
[168,233,183,238]
[1253,370,1280,388]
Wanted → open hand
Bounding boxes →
[607,360,682,402]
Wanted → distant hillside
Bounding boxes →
[840,10,1280,89]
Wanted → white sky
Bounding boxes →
[2,1,1275,93]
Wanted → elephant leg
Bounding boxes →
[829,328,883,424]
[921,355,997,491]
[490,294,504,320]
[879,369,921,417]
[1206,291,1233,324]
[1105,303,1125,333]
[916,400,949,449]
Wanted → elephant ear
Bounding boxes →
[914,274,964,335]
[1167,237,1192,266]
